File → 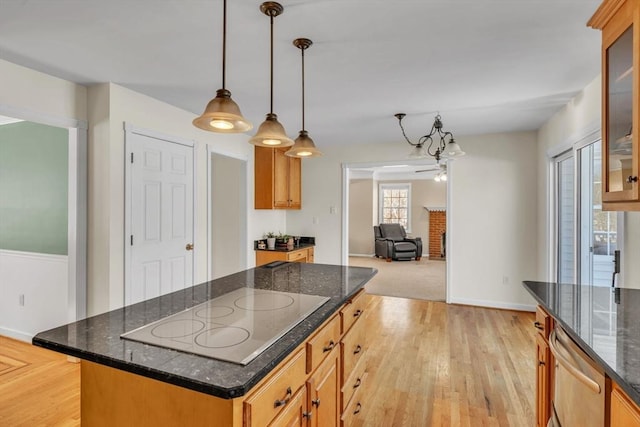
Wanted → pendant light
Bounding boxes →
[193,0,252,133]
[249,2,294,147]
[286,38,323,158]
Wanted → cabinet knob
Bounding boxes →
[627,176,638,184]
[538,360,545,366]
[311,398,321,407]
[303,411,312,419]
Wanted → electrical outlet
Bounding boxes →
[19,294,25,306]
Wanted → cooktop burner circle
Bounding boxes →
[150,319,206,339]
[234,292,295,311]
[195,326,251,348]
[195,305,234,319]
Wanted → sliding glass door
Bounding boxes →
[555,140,618,286]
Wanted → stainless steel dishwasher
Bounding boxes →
[547,325,606,427]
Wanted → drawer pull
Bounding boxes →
[312,398,321,407]
[323,340,335,353]
[533,321,544,331]
[353,378,362,389]
[354,402,362,415]
[354,309,363,318]
[273,387,292,408]
[354,345,362,355]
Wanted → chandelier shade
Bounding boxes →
[193,0,252,133]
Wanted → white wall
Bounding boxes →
[87,83,285,315]
[0,251,69,341]
[349,179,375,255]
[287,131,539,310]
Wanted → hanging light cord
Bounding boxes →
[221,0,227,89]
[301,46,305,130]
[269,11,275,114]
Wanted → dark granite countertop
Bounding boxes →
[33,263,377,400]
[523,281,640,407]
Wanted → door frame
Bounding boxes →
[123,123,196,304]
[205,145,249,280]
[0,104,88,322]
[341,158,451,303]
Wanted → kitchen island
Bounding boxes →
[33,262,376,426]
[524,281,640,425]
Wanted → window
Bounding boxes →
[379,183,411,231]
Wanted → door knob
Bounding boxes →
[186,243,194,251]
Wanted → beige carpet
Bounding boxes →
[349,256,446,301]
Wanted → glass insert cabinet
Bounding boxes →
[589,0,640,210]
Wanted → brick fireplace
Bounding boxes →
[427,209,446,259]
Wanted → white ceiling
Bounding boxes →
[0,0,602,149]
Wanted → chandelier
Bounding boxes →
[394,113,465,160]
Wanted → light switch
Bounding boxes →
[329,206,336,214]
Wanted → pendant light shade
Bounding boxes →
[193,0,252,133]
[249,2,293,147]
[286,38,322,158]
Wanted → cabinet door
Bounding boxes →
[307,348,340,427]
[288,156,302,209]
[536,333,551,427]
[273,148,290,208]
[602,11,637,203]
[611,382,640,427]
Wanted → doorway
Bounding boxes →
[342,160,449,302]
[208,150,248,279]
[0,109,86,340]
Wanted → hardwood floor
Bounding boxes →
[0,295,535,427]
[359,295,536,427]
[0,336,80,426]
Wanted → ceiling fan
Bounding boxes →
[415,162,447,182]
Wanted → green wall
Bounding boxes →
[0,121,68,255]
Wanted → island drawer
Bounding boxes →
[340,290,366,335]
[341,314,366,382]
[341,353,367,412]
[243,348,306,427]
[306,314,341,374]
[340,372,368,427]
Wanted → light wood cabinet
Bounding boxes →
[534,305,554,427]
[255,146,301,209]
[611,381,640,427]
[255,246,315,267]
[589,0,640,210]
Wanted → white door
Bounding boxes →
[126,128,195,305]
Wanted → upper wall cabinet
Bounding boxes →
[255,146,301,210]
[589,0,640,210]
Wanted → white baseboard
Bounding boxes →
[449,297,536,312]
[348,253,375,258]
[0,326,34,343]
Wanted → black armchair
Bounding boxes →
[374,223,422,262]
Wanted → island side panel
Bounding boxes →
[81,360,243,427]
